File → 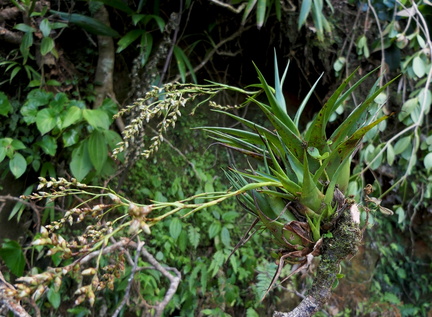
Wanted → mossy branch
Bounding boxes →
[273,203,362,317]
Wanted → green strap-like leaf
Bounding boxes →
[253,64,300,136]
[203,129,265,157]
[304,67,361,148]
[274,54,288,118]
[330,75,399,147]
[50,10,120,38]
[256,0,266,28]
[210,110,283,150]
[298,0,312,29]
[300,153,325,212]
[256,101,305,161]
[315,115,389,182]
[294,72,323,127]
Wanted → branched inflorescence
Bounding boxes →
[113,82,252,160]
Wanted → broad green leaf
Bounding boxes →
[36,108,57,135]
[117,29,144,53]
[132,14,146,25]
[39,18,51,37]
[70,142,92,181]
[221,226,231,247]
[394,136,411,154]
[27,89,53,105]
[399,98,418,121]
[61,106,82,129]
[383,292,401,305]
[208,222,221,239]
[83,109,110,130]
[424,152,432,170]
[47,287,61,309]
[169,218,182,240]
[14,23,36,33]
[418,88,432,115]
[188,227,200,249]
[140,32,153,66]
[20,32,33,62]
[0,240,26,276]
[50,22,68,30]
[62,129,80,147]
[298,0,312,29]
[38,135,57,156]
[100,98,118,118]
[412,55,426,78]
[0,92,12,116]
[9,152,27,178]
[387,143,395,166]
[87,130,108,173]
[221,211,238,222]
[11,139,26,150]
[246,308,260,317]
[50,10,120,38]
[42,79,60,86]
[40,36,55,56]
[49,92,68,110]
[102,129,122,149]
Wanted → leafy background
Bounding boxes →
[0,0,431,316]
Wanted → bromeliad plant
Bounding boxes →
[111,55,397,293]
[12,56,396,313]
[197,57,397,293]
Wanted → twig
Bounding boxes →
[159,0,183,85]
[128,241,181,317]
[367,0,386,86]
[112,239,145,317]
[209,0,247,13]
[170,26,251,83]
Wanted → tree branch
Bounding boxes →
[273,204,362,317]
[128,241,181,317]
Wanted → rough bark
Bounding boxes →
[93,5,115,109]
[273,204,362,317]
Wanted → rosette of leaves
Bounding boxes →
[200,56,397,288]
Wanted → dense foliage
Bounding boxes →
[0,0,431,316]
